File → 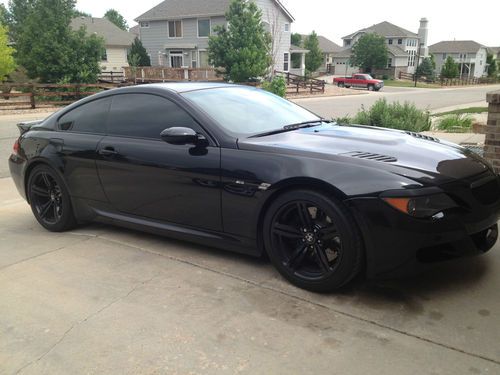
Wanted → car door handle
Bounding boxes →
[99,147,118,156]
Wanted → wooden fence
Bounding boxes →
[123,67,222,83]
[0,83,117,109]
[275,71,325,95]
[398,71,500,86]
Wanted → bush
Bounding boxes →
[352,99,431,132]
[335,116,352,125]
[382,74,389,80]
[262,76,286,98]
[437,114,473,133]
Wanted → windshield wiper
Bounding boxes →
[249,119,330,138]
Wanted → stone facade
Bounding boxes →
[485,90,500,173]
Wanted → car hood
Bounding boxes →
[238,124,490,185]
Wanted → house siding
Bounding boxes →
[101,47,129,72]
[138,1,291,72]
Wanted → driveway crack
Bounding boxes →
[15,272,160,374]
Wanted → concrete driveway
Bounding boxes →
[1,175,499,374]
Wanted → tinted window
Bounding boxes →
[107,94,200,139]
[58,98,111,133]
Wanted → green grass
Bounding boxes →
[432,107,488,117]
[436,114,473,133]
[383,79,442,89]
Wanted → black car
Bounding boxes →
[9,83,500,292]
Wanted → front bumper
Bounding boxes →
[347,172,500,279]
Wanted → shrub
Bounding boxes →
[382,74,389,80]
[437,114,473,133]
[262,75,286,98]
[352,99,431,132]
[335,116,352,125]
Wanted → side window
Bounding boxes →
[58,97,111,134]
[107,94,201,139]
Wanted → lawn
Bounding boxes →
[383,79,442,89]
[432,107,489,117]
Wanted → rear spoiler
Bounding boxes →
[17,120,44,135]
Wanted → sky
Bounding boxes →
[1,0,499,47]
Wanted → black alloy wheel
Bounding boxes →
[28,165,76,232]
[264,190,363,292]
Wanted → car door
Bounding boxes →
[95,93,222,231]
[352,75,363,88]
[55,97,111,202]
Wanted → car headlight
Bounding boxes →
[383,193,458,218]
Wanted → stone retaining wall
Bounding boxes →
[485,90,500,173]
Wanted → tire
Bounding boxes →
[27,164,77,232]
[368,84,374,91]
[337,82,345,88]
[263,189,363,292]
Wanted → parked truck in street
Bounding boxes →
[334,74,384,91]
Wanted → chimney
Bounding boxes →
[418,17,429,57]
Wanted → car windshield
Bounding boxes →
[182,86,320,137]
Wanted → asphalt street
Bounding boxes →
[0,177,499,374]
[293,84,500,119]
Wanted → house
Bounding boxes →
[429,41,488,78]
[487,47,500,61]
[71,17,135,73]
[134,0,298,73]
[300,34,342,73]
[332,19,429,78]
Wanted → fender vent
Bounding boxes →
[405,131,440,142]
[341,151,397,163]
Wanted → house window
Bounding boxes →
[398,39,402,45]
[387,58,392,68]
[168,20,182,38]
[191,51,197,68]
[284,23,290,32]
[198,19,210,38]
[345,40,351,46]
[388,39,393,45]
[284,53,289,71]
[101,49,108,61]
[140,21,149,28]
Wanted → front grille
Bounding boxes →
[340,151,397,163]
[405,131,440,143]
[471,177,500,205]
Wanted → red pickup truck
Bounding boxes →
[334,74,384,91]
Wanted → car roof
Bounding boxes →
[144,82,241,93]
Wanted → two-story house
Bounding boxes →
[429,41,489,78]
[332,19,429,78]
[135,0,294,73]
[71,17,135,73]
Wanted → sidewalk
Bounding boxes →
[421,131,485,145]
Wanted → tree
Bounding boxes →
[486,53,497,77]
[441,56,459,78]
[208,0,271,82]
[429,53,436,69]
[351,33,388,73]
[7,0,35,38]
[73,9,91,17]
[303,31,323,74]
[15,0,104,83]
[416,57,435,79]
[104,9,128,31]
[0,24,16,81]
[0,4,11,27]
[290,33,302,69]
[128,37,151,66]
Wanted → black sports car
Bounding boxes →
[9,83,500,292]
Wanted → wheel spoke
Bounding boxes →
[273,223,303,239]
[296,202,312,228]
[320,225,339,241]
[32,185,50,197]
[39,200,54,219]
[314,244,331,273]
[41,173,51,189]
[287,244,308,270]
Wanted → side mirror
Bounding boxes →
[160,127,205,145]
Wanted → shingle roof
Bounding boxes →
[136,0,293,22]
[71,17,135,46]
[300,34,341,53]
[343,21,417,39]
[429,40,485,54]
[129,24,140,37]
[487,47,499,55]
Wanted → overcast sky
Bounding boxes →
[2,0,499,47]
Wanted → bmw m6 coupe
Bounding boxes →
[9,83,500,292]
